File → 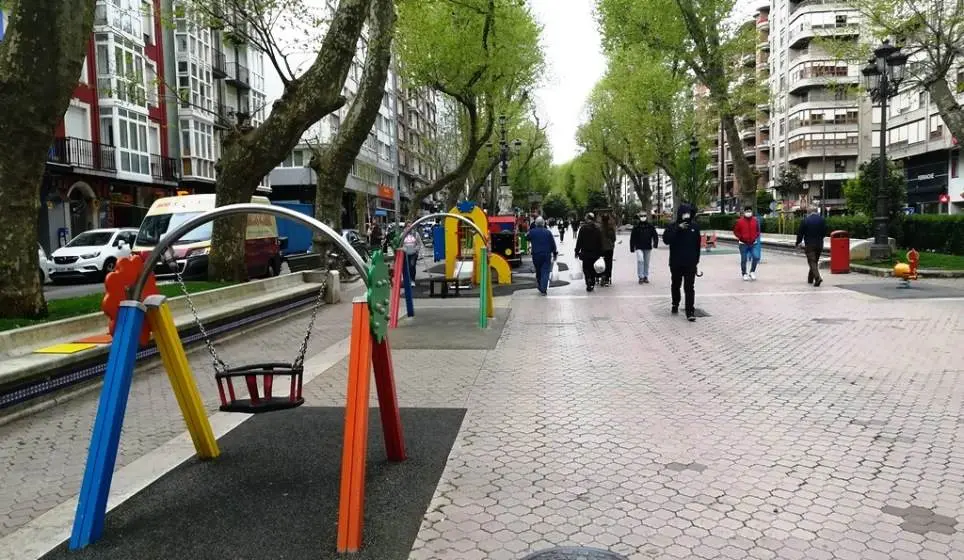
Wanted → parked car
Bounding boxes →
[38,244,51,284]
[341,229,371,261]
[50,228,137,283]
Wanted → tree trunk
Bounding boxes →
[408,100,494,219]
[720,111,756,209]
[310,0,395,266]
[640,174,652,213]
[208,0,371,282]
[928,77,964,145]
[0,0,95,319]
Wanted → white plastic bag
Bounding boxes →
[593,257,605,274]
[570,265,584,281]
[549,261,560,283]
[636,249,645,263]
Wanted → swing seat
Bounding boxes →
[215,363,305,414]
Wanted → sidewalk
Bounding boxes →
[2,236,964,559]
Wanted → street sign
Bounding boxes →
[903,207,916,215]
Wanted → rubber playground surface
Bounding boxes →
[41,407,465,560]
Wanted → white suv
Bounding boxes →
[38,244,51,284]
[50,228,137,283]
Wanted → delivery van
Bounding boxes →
[133,194,282,279]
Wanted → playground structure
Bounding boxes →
[71,204,405,555]
[441,201,513,286]
[389,211,496,329]
[894,248,921,288]
[488,214,523,267]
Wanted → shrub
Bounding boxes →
[902,214,964,255]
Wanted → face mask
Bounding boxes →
[744,212,753,218]
[640,217,647,222]
[681,213,691,221]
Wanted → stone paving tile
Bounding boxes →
[0,286,365,539]
[410,235,964,559]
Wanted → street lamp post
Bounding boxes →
[689,136,699,207]
[486,115,522,215]
[861,39,908,260]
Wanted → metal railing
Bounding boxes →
[227,62,250,88]
[150,154,181,182]
[48,137,117,172]
[212,50,227,78]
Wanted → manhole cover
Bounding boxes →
[521,547,628,560]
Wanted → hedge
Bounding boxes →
[695,213,964,255]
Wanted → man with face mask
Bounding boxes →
[662,203,701,321]
[733,205,761,280]
[629,212,658,284]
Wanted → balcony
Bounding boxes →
[48,137,117,174]
[740,53,755,67]
[226,62,251,90]
[788,137,859,161]
[788,22,858,49]
[150,154,181,183]
[212,50,227,79]
[790,0,850,15]
[757,15,769,30]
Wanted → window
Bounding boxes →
[834,160,847,173]
[953,154,959,178]
[293,150,304,167]
[141,1,154,43]
[117,108,150,174]
[100,107,115,146]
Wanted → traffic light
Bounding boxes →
[939,192,950,204]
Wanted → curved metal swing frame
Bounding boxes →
[397,212,489,249]
[130,203,372,413]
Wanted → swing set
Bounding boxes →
[71,204,403,555]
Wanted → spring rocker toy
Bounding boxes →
[70,204,404,555]
[894,248,920,288]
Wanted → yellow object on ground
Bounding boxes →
[34,343,98,354]
[145,295,219,459]
[488,254,513,285]
[444,204,489,282]
[894,263,911,278]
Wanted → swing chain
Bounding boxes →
[162,250,229,374]
[292,274,328,370]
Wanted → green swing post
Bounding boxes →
[478,247,489,329]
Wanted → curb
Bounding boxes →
[849,264,964,279]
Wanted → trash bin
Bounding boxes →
[829,230,850,274]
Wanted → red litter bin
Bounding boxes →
[829,230,850,274]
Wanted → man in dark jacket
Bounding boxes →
[795,206,827,287]
[662,203,702,321]
[599,213,617,286]
[629,213,658,284]
[574,212,603,292]
[526,216,558,295]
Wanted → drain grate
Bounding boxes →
[522,547,629,560]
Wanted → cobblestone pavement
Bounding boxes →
[0,284,363,538]
[4,231,964,560]
[405,234,964,559]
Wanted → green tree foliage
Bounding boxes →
[846,0,964,143]
[843,157,907,218]
[775,166,806,199]
[671,144,713,209]
[395,0,544,208]
[596,0,764,208]
[756,190,775,214]
[541,192,572,219]
[586,189,611,213]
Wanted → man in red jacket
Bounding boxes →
[733,205,760,280]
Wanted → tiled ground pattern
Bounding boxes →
[407,237,964,559]
[2,233,964,560]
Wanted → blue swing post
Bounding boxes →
[70,302,146,549]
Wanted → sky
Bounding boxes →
[264,0,607,165]
[529,0,606,164]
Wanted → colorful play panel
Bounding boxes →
[68,204,407,556]
[33,343,99,355]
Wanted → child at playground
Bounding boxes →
[401,227,421,287]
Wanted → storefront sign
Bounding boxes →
[917,173,935,181]
[377,185,394,200]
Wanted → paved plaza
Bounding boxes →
[2,232,964,559]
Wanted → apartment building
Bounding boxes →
[396,77,441,215]
[10,0,270,253]
[172,1,268,191]
[36,0,182,253]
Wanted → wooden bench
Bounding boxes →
[428,277,465,298]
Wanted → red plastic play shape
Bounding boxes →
[102,255,159,346]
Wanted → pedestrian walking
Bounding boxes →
[733,205,761,281]
[571,218,580,237]
[662,204,701,322]
[559,219,568,242]
[629,212,658,284]
[574,212,603,292]
[526,217,558,296]
[795,206,827,287]
[600,213,617,286]
[369,222,383,249]
[401,226,421,287]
